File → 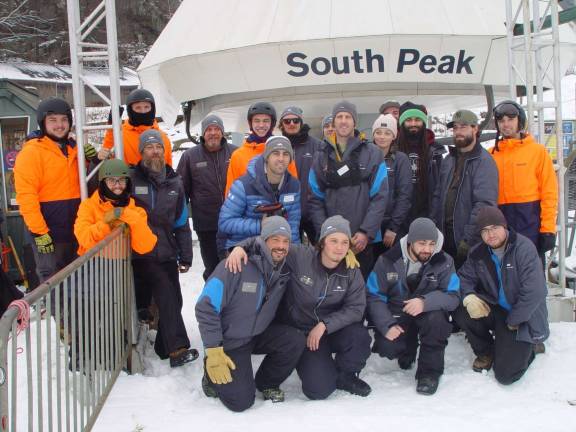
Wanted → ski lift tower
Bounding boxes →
[505,0,567,290]
[65,0,124,199]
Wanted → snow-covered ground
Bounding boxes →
[93,244,576,432]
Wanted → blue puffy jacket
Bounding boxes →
[218,155,301,249]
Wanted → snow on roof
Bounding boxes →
[0,62,140,87]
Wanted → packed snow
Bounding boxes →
[92,244,576,432]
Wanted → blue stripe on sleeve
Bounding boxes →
[367,271,388,303]
[173,200,189,228]
[369,162,388,198]
[308,170,325,200]
[446,273,460,293]
[197,277,224,313]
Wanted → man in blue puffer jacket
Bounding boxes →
[219,135,301,250]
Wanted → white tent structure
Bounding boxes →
[138,0,576,132]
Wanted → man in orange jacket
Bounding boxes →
[489,100,558,262]
[14,98,82,283]
[98,89,172,166]
[225,102,297,195]
[74,159,157,256]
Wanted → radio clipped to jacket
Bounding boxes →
[254,202,287,218]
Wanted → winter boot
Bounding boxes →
[534,342,545,355]
[472,354,493,372]
[169,347,199,368]
[202,375,218,398]
[398,354,416,370]
[261,388,285,403]
[416,376,439,395]
[336,372,372,397]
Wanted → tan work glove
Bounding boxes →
[205,347,236,385]
[463,294,491,319]
[345,249,360,269]
[103,207,124,226]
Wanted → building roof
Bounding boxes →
[0,61,140,88]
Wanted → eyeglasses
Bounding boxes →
[494,103,520,120]
[282,118,301,125]
[105,177,128,186]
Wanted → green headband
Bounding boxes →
[399,109,428,127]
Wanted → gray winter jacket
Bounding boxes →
[366,230,461,334]
[458,229,549,344]
[308,134,388,240]
[176,138,237,232]
[130,163,192,265]
[382,150,413,234]
[430,143,498,247]
[195,237,290,350]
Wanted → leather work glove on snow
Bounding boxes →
[463,294,491,319]
[34,233,54,254]
[205,347,236,385]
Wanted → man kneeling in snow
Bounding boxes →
[367,218,460,395]
[195,216,306,412]
[453,207,549,384]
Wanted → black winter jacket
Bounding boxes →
[431,143,499,247]
[366,232,460,334]
[381,150,413,235]
[195,237,290,350]
[176,138,237,232]
[130,163,192,265]
[458,230,549,344]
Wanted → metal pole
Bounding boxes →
[551,0,566,289]
[532,0,545,143]
[522,0,535,133]
[505,0,517,99]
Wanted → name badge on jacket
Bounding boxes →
[135,186,148,195]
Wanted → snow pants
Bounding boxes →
[296,323,371,400]
[372,311,452,379]
[453,305,535,385]
[132,259,190,359]
[207,323,306,412]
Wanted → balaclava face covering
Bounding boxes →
[127,103,155,127]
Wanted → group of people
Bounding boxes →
[12,88,557,411]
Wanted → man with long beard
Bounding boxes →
[430,110,499,268]
[396,102,445,230]
[129,129,197,368]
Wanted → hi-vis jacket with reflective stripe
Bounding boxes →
[195,237,289,350]
[14,136,81,242]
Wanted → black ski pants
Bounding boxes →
[453,305,535,385]
[132,259,190,359]
[206,323,306,412]
[373,310,452,379]
[196,230,221,281]
[296,323,371,400]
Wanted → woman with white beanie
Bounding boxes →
[371,114,413,262]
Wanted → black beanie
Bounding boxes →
[476,207,507,232]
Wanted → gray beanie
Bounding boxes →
[263,135,294,161]
[332,100,358,125]
[280,106,303,120]
[139,129,164,153]
[319,215,352,242]
[260,216,291,241]
[201,114,224,136]
[407,218,438,243]
[322,115,333,128]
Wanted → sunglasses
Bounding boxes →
[494,103,520,120]
[282,118,301,125]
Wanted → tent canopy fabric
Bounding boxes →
[138,0,576,129]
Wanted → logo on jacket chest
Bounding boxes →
[195,161,208,168]
[299,275,313,286]
[332,285,345,292]
[386,272,399,282]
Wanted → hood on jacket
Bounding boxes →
[399,228,444,264]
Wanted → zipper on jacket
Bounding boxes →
[313,274,330,324]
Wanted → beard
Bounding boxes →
[454,134,475,149]
[403,125,423,138]
[143,157,164,173]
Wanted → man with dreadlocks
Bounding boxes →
[488,100,558,264]
[396,102,445,231]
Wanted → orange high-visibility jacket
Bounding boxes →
[14,136,81,242]
[489,133,558,236]
[74,190,157,256]
[224,139,298,195]
[102,120,172,166]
